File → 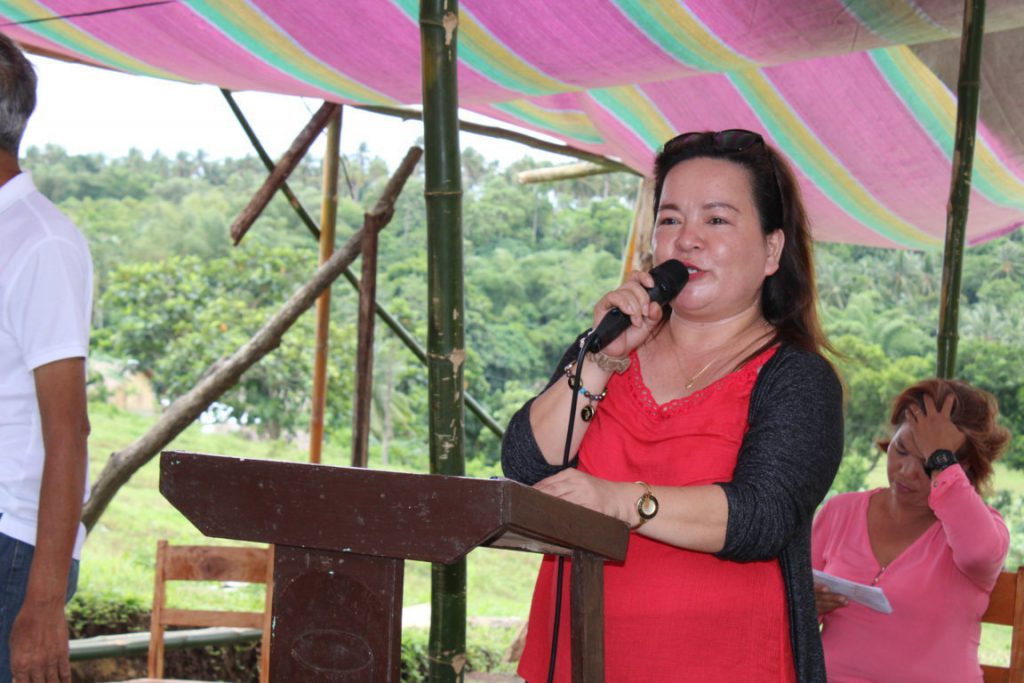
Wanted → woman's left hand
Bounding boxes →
[905,394,966,463]
[533,469,632,523]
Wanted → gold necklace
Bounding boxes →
[684,357,718,391]
[669,319,772,393]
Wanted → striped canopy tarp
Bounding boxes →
[3,0,1024,249]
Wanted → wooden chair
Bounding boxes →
[982,567,1024,683]
[133,540,274,683]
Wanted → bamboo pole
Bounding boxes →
[516,161,621,184]
[220,90,505,440]
[220,90,320,241]
[421,1,466,680]
[937,0,986,378]
[309,108,342,464]
[351,181,381,469]
[357,103,638,176]
[229,101,339,245]
[623,176,656,279]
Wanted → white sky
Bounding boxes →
[22,55,564,169]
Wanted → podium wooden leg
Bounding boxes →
[270,546,404,682]
[571,550,605,683]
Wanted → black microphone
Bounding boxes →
[585,259,689,353]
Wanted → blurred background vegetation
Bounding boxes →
[25,141,1024,676]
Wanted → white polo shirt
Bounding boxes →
[0,172,93,557]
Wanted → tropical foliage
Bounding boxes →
[24,144,1024,483]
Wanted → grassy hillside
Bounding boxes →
[81,400,540,618]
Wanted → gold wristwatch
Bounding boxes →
[634,481,659,527]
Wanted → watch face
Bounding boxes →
[927,449,958,473]
[639,494,659,519]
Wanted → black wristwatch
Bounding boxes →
[924,449,958,476]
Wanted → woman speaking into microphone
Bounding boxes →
[502,129,843,682]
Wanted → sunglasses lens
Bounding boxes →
[664,132,706,151]
[664,129,764,154]
[713,129,763,152]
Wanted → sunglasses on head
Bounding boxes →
[663,128,766,154]
[662,128,784,225]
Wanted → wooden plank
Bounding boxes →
[270,546,403,682]
[162,546,269,583]
[1010,568,1024,683]
[160,609,264,630]
[570,551,605,683]
[161,452,628,564]
[983,571,1017,625]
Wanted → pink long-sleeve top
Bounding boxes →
[811,466,1009,683]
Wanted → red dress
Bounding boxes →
[518,346,795,682]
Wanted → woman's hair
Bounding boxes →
[883,378,1011,494]
[652,131,830,356]
[0,33,36,156]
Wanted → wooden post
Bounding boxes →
[309,107,342,464]
[229,101,339,245]
[420,1,466,680]
[937,0,986,378]
[623,176,656,279]
[351,180,383,468]
[220,89,321,241]
[515,162,621,184]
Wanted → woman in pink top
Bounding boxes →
[812,379,1011,683]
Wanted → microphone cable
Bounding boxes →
[546,337,591,683]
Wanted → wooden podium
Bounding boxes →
[160,451,629,682]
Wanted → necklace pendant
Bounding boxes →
[581,404,595,422]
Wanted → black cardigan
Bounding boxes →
[501,342,844,683]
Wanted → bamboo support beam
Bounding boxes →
[623,176,656,279]
[81,150,421,531]
[220,89,320,241]
[221,90,505,440]
[516,161,621,184]
[229,101,339,245]
[351,180,384,469]
[937,0,986,378]
[357,103,639,176]
[309,108,342,464]
[421,1,467,680]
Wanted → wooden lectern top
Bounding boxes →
[161,451,628,565]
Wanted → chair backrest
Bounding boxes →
[982,567,1024,683]
[147,540,274,682]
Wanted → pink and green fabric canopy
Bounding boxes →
[3,0,1023,248]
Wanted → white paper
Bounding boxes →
[813,569,893,614]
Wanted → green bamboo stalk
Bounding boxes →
[937,0,986,378]
[421,1,466,681]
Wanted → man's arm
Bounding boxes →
[9,357,89,683]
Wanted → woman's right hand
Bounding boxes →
[592,270,669,358]
[814,583,848,615]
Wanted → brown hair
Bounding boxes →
[652,131,831,357]
[883,379,1011,494]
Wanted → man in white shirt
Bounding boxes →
[0,33,93,683]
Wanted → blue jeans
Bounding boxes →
[0,529,79,683]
